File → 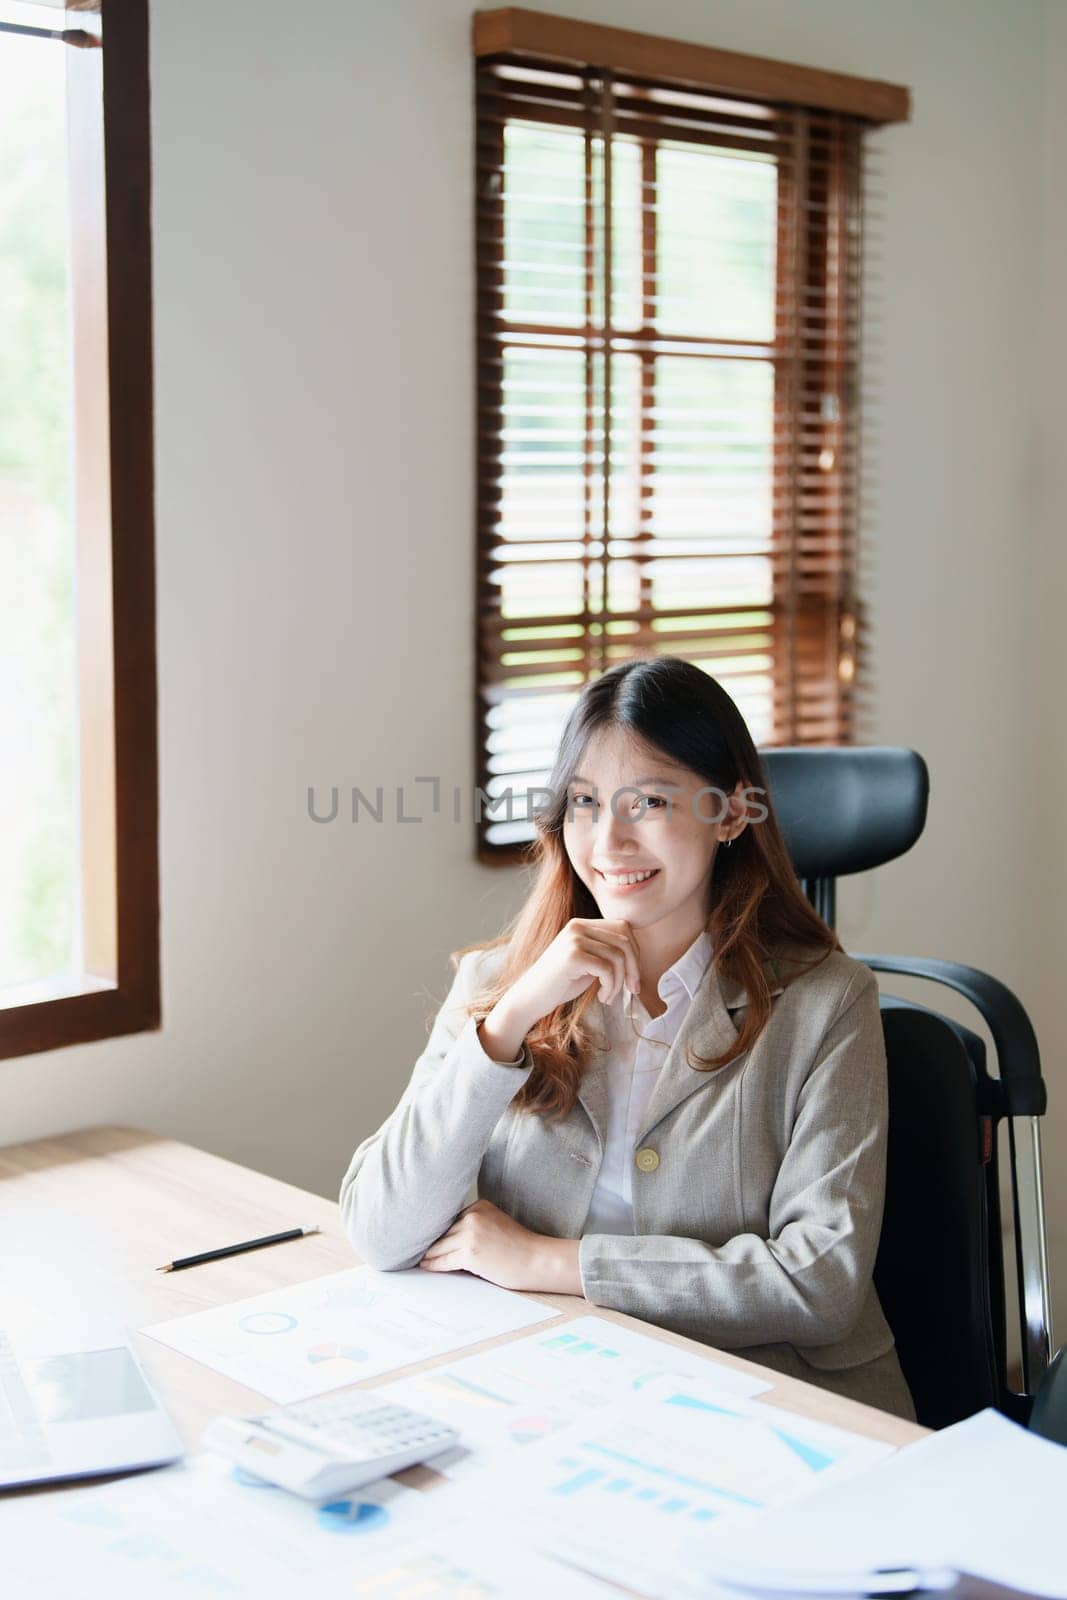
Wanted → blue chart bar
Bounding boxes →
[772,1428,835,1473]
[542,1329,622,1361]
[664,1393,739,1419]
[555,1467,605,1497]
[551,1461,723,1525]
[585,1440,762,1510]
[547,1465,723,1523]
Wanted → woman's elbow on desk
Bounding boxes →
[338,1190,424,1273]
[770,1263,869,1349]
[351,1241,424,1274]
[338,1171,416,1273]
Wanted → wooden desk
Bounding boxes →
[0,1126,925,1477]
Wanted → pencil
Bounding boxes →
[156,1225,321,1273]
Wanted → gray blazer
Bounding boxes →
[339,941,914,1419]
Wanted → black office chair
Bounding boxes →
[760,747,1057,1431]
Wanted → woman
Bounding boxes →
[339,657,915,1419]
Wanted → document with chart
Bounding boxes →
[142,1268,561,1400]
[0,1449,441,1599]
[377,1314,771,1477]
[465,1382,896,1600]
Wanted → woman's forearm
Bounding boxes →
[476,992,540,1065]
[340,1039,525,1270]
[340,957,535,1271]
[577,1226,868,1347]
[531,1236,584,1296]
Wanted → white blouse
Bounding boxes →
[582,929,714,1237]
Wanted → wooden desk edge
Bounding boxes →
[1,1124,928,1457]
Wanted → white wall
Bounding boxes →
[1028,0,1067,1347]
[1,0,1063,1343]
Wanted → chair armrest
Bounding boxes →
[854,953,1046,1118]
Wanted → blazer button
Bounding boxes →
[635,1147,659,1173]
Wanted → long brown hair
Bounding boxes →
[453,657,840,1119]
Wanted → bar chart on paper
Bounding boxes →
[377,1314,770,1476]
[469,1386,896,1600]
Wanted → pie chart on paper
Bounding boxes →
[142,1265,562,1402]
[238,1312,299,1336]
[316,1498,391,1534]
[306,1342,370,1367]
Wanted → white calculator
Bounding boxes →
[202,1390,459,1499]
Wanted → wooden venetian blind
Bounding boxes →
[474,10,909,859]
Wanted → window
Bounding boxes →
[0,0,158,1058]
[473,10,908,859]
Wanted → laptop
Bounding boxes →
[0,1326,183,1488]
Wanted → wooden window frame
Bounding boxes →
[0,0,159,1060]
[473,10,910,123]
[473,10,908,866]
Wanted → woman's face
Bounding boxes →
[562,727,744,937]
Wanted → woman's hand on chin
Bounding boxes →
[418,1199,582,1296]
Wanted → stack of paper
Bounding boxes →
[678,1409,1067,1600]
[456,1377,897,1598]
[19,1267,1062,1600]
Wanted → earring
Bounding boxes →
[723,836,732,849]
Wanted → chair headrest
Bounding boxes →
[758,746,929,879]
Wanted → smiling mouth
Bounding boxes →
[596,868,661,888]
